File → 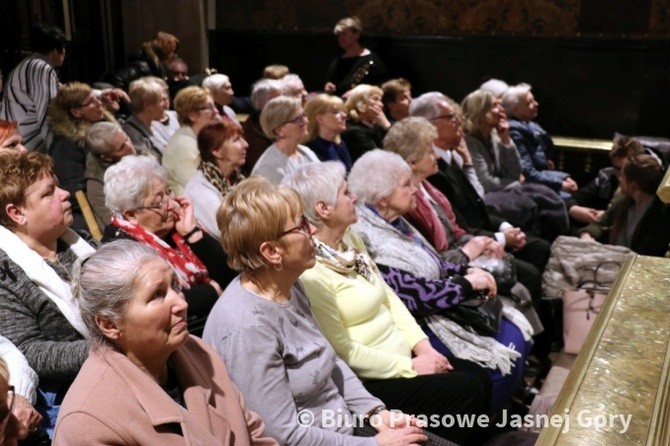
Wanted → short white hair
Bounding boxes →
[348,149,410,205]
[104,155,167,214]
[86,121,122,156]
[202,73,231,91]
[250,78,282,111]
[501,83,532,116]
[409,91,448,120]
[480,78,509,98]
[282,161,346,227]
[280,74,305,96]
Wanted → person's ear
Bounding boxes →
[122,209,140,225]
[4,203,26,227]
[95,315,121,340]
[314,200,331,221]
[70,107,83,119]
[259,240,283,269]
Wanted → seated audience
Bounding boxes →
[381,78,412,123]
[0,23,66,152]
[122,76,168,160]
[502,83,577,197]
[163,86,221,194]
[204,177,435,446]
[324,16,389,97]
[461,89,568,241]
[348,149,534,415]
[285,162,490,445]
[202,73,239,123]
[0,120,27,154]
[251,96,319,184]
[0,357,28,445]
[48,82,109,230]
[241,78,283,175]
[341,84,391,162]
[565,135,644,226]
[579,154,670,256]
[0,152,94,435]
[184,121,247,238]
[102,155,236,335]
[84,122,137,228]
[53,240,277,445]
[304,93,353,170]
[280,73,308,105]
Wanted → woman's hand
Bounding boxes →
[367,101,391,130]
[502,227,526,251]
[373,409,426,432]
[173,196,200,237]
[454,136,473,165]
[496,118,511,145]
[569,205,602,224]
[324,82,336,94]
[374,414,427,446]
[12,394,42,433]
[465,267,497,297]
[100,88,130,113]
[411,339,453,375]
[579,232,595,241]
[461,236,502,260]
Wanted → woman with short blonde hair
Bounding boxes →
[341,84,391,162]
[304,94,353,170]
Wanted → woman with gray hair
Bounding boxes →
[241,78,283,175]
[251,96,319,184]
[85,121,137,228]
[122,76,169,160]
[501,83,577,196]
[102,155,236,335]
[348,149,537,415]
[284,161,488,445]
[202,73,238,123]
[53,240,278,445]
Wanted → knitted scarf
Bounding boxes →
[110,216,209,288]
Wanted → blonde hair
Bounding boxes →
[461,89,496,137]
[334,16,363,34]
[173,86,210,126]
[383,117,437,163]
[128,76,165,112]
[345,84,383,121]
[217,177,302,272]
[259,96,301,140]
[263,64,290,80]
[304,94,344,141]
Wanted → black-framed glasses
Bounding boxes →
[277,215,311,238]
[430,113,459,122]
[0,386,14,428]
[282,113,307,126]
[136,189,175,211]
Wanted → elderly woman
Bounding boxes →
[304,94,353,170]
[48,82,109,230]
[284,162,489,445]
[149,78,181,152]
[348,149,538,414]
[202,73,239,122]
[502,83,577,197]
[251,96,320,184]
[0,120,27,154]
[85,121,137,229]
[461,89,569,241]
[241,78,283,175]
[53,240,277,445]
[0,152,95,435]
[162,85,222,194]
[579,154,670,256]
[341,84,391,162]
[103,155,236,336]
[204,177,430,446]
[122,76,168,160]
[184,121,247,238]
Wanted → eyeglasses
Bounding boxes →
[0,386,14,430]
[430,113,459,123]
[328,109,346,116]
[79,96,102,108]
[136,189,175,211]
[277,215,311,238]
[282,113,307,126]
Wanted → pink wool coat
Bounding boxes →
[53,336,278,446]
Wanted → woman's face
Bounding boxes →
[104,130,136,162]
[276,108,308,142]
[132,177,177,238]
[329,180,358,228]
[19,173,72,239]
[145,93,168,121]
[411,148,439,180]
[215,133,248,169]
[384,173,417,216]
[276,213,316,273]
[114,258,189,362]
[514,91,539,121]
[337,28,360,50]
[316,106,347,134]
[71,91,105,123]
[0,130,27,154]
[361,94,383,121]
[483,98,505,128]
[190,96,221,129]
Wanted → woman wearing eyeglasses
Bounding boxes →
[204,177,430,445]
[162,86,222,194]
[250,96,320,184]
[304,94,353,171]
[102,155,236,336]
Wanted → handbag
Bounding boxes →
[562,261,620,354]
[469,253,517,296]
[444,292,503,336]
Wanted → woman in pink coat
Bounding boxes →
[53,240,277,446]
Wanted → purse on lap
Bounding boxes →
[443,292,503,336]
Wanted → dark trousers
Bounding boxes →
[363,368,488,446]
